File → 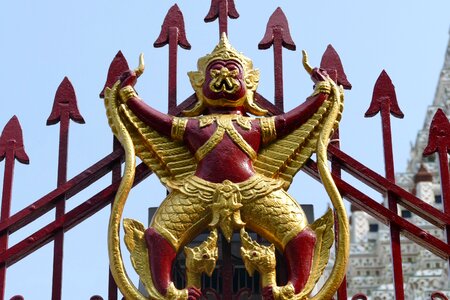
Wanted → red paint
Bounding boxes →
[259,8,296,111]
[154,5,191,111]
[221,233,233,299]
[283,228,316,293]
[423,109,450,270]
[0,149,124,236]
[365,70,403,118]
[2,3,449,298]
[431,291,450,300]
[144,228,177,295]
[0,163,151,267]
[205,0,239,37]
[47,77,85,300]
[327,145,450,228]
[320,45,352,90]
[0,117,29,300]
[100,51,130,99]
[303,155,450,259]
[365,70,405,299]
[47,77,85,126]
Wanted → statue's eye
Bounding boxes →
[252,251,257,257]
[210,69,221,77]
[203,254,209,259]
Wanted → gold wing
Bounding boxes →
[104,81,197,186]
[254,80,343,189]
[123,218,155,297]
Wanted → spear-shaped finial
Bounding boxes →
[423,108,450,271]
[0,116,29,164]
[0,116,29,299]
[423,109,450,156]
[100,51,130,99]
[258,7,296,51]
[258,7,296,111]
[47,77,85,125]
[154,4,191,111]
[365,70,403,118]
[364,69,405,298]
[47,77,85,300]
[154,4,191,49]
[320,45,352,89]
[205,0,239,38]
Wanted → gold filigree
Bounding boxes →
[209,67,240,94]
[171,117,188,141]
[209,180,245,241]
[240,228,277,288]
[260,116,277,144]
[195,114,257,161]
[119,86,138,103]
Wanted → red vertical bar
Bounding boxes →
[272,27,284,112]
[0,145,15,300]
[218,0,228,36]
[108,137,120,300]
[423,109,450,270]
[168,27,179,111]
[380,103,405,299]
[330,130,348,300]
[221,233,232,299]
[52,111,69,300]
[437,149,450,270]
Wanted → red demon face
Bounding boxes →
[202,60,247,102]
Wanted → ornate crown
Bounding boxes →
[196,33,254,75]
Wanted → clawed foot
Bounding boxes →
[187,286,202,300]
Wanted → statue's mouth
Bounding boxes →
[209,67,240,94]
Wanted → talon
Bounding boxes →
[302,50,313,75]
[135,53,145,77]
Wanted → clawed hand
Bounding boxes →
[119,70,138,88]
[119,53,145,89]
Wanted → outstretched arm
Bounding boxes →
[274,68,331,138]
[118,70,173,138]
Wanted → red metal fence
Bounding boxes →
[0,1,449,299]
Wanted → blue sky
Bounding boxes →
[1,1,450,299]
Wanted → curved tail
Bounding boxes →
[105,81,148,300]
[310,80,349,300]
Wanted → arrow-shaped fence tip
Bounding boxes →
[365,70,404,119]
[47,77,85,126]
[320,44,351,90]
[100,51,130,99]
[205,0,239,22]
[423,108,450,156]
[154,4,191,50]
[0,116,30,164]
[258,7,296,51]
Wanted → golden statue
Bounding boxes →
[105,34,349,300]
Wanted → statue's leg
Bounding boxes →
[146,189,211,297]
[283,227,316,293]
[241,188,315,294]
[144,227,177,294]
